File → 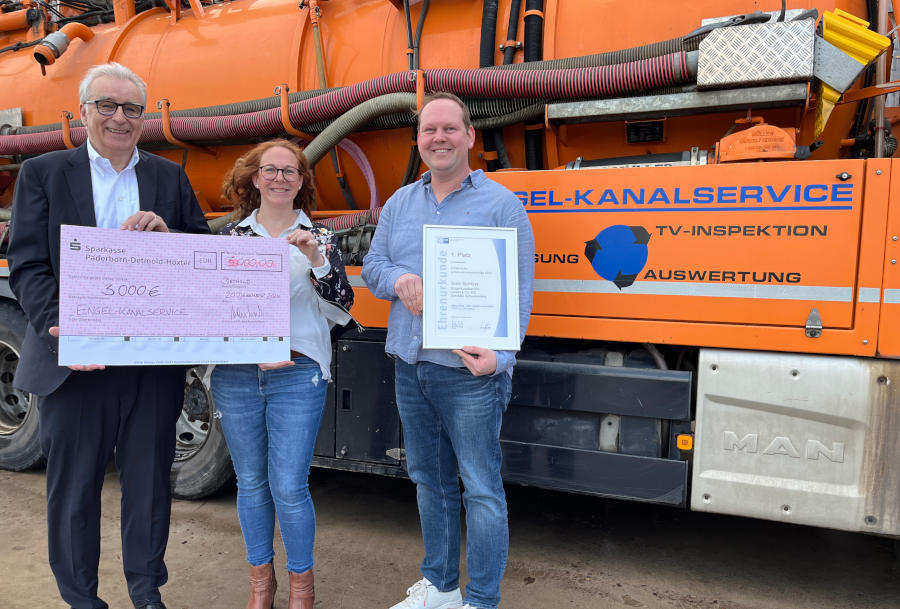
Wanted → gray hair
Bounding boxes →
[78,62,147,105]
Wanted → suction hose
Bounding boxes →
[15,85,340,135]
[489,36,700,71]
[304,101,544,232]
[303,93,415,167]
[318,96,536,232]
[0,53,693,156]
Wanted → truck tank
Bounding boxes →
[0,0,875,209]
[0,0,898,540]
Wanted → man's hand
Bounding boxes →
[394,273,423,316]
[286,230,326,267]
[121,211,168,232]
[453,346,497,376]
[49,326,105,371]
[258,361,295,370]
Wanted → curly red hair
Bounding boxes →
[222,139,315,221]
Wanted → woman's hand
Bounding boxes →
[286,229,325,267]
[258,361,295,370]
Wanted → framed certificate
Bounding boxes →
[422,225,520,351]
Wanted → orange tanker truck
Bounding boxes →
[0,0,898,539]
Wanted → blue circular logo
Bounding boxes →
[583,225,651,289]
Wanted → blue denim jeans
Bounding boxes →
[211,357,327,573]
[395,360,512,609]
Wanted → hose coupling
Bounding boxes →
[34,23,94,67]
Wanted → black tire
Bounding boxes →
[170,365,234,499]
[893,540,900,578]
[0,301,43,471]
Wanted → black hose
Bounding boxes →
[403,0,414,70]
[523,0,543,63]
[524,125,542,169]
[49,0,160,26]
[0,39,40,57]
[402,0,430,185]
[849,0,880,149]
[479,0,499,68]
[884,135,898,158]
[490,36,699,70]
[401,136,421,186]
[411,0,430,70]
[492,0,522,169]
[479,0,501,172]
[523,0,543,170]
[503,0,522,64]
[492,130,511,168]
[867,0,878,30]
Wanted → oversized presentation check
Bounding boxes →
[58,225,291,366]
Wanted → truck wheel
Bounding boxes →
[171,365,234,499]
[0,302,43,471]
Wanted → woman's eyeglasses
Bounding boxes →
[258,165,301,181]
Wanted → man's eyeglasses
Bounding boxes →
[258,165,301,181]
[86,100,145,119]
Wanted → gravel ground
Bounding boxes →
[1,467,898,609]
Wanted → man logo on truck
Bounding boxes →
[723,431,845,462]
[583,225,651,289]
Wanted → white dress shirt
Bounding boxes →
[236,209,343,379]
[86,139,140,229]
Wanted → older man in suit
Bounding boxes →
[7,62,209,609]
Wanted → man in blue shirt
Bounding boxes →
[362,92,534,609]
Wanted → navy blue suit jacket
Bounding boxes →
[7,144,210,396]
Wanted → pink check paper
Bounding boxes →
[58,225,290,366]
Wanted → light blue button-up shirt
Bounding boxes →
[362,169,534,376]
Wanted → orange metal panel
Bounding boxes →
[851,159,890,352]
[876,158,900,357]
[349,160,892,358]
[494,161,865,328]
[525,314,876,356]
[511,160,889,356]
[345,267,389,327]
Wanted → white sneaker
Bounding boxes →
[388,577,463,609]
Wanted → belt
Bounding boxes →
[290,350,306,359]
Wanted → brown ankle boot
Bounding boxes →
[246,562,277,609]
[288,569,314,609]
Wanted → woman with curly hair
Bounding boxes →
[211,139,354,609]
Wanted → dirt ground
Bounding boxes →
[2,466,898,609]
